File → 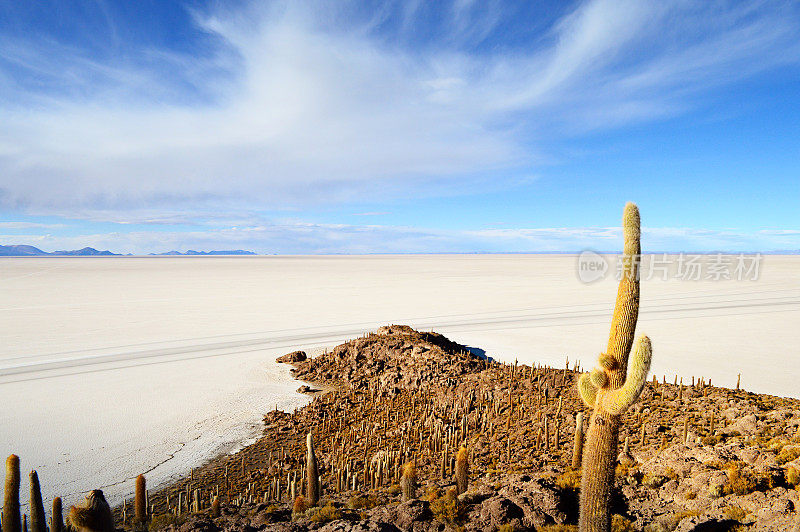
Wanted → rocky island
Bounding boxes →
[107,324,800,532]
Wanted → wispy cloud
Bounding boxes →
[0,0,798,220]
[2,223,798,255]
[0,221,64,230]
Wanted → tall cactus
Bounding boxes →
[4,455,21,532]
[305,433,319,506]
[28,471,46,532]
[578,202,652,532]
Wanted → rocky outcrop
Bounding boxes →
[290,325,482,392]
[277,351,307,364]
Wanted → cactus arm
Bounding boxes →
[578,374,598,407]
[601,335,652,415]
[589,368,608,388]
[598,354,615,370]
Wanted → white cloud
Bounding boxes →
[0,0,798,218]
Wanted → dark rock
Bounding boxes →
[480,497,524,529]
[395,500,432,531]
[277,351,307,363]
[674,517,739,532]
[493,479,568,528]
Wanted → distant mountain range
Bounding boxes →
[150,250,256,256]
[0,244,118,256]
[0,244,256,256]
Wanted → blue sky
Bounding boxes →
[0,0,798,254]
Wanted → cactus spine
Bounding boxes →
[455,446,469,495]
[28,471,46,532]
[400,462,417,501]
[305,433,319,506]
[4,455,21,532]
[134,474,147,528]
[572,412,585,469]
[578,203,652,532]
[52,497,64,532]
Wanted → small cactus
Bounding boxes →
[3,455,21,532]
[52,497,64,532]
[306,433,319,506]
[292,495,307,517]
[28,471,46,532]
[572,412,585,469]
[134,474,147,530]
[455,446,469,495]
[683,415,690,444]
[618,437,635,467]
[210,496,220,518]
[400,462,417,501]
[67,490,114,532]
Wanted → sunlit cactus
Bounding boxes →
[292,495,308,517]
[210,496,220,518]
[28,471,46,532]
[455,446,469,495]
[67,490,114,532]
[3,455,21,532]
[52,497,64,532]
[134,474,147,530]
[400,462,417,501]
[306,433,319,506]
[572,412,585,469]
[577,202,653,532]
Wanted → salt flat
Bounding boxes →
[1,255,798,510]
